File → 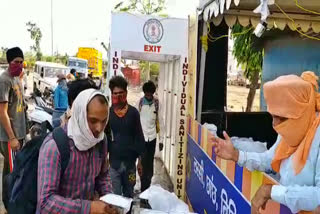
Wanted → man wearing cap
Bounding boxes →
[52,74,69,128]
[0,47,26,206]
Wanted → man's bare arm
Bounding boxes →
[0,102,15,140]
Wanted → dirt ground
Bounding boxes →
[227,85,260,112]
[127,85,261,112]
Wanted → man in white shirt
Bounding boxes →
[137,81,163,192]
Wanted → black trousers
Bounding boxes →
[140,139,156,192]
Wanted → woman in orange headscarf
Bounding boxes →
[212,71,320,214]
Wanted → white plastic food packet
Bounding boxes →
[231,137,267,153]
[140,185,196,214]
[100,193,133,213]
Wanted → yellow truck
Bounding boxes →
[76,47,103,77]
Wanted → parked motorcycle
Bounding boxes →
[27,94,53,138]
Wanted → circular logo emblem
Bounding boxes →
[143,18,164,44]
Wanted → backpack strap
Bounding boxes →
[40,121,53,136]
[138,98,143,112]
[52,127,70,176]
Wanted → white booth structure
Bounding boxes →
[108,12,189,199]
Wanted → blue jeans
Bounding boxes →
[109,162,136,198]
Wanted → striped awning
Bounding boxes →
[200,0,320,33]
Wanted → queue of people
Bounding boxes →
[1,46,320,214]
[0,47,164,214]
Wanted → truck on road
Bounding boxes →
[67,57,88,78]
[76,47,103,78]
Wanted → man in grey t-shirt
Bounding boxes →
[0,47,26,207]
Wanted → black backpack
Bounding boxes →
[5,126,70,214]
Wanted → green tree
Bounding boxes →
[54,53,69,65]
[231,24,263,112]
[0,47,8,63]
[0,47,8,57]
[24,51,36,69]
[26,21,42,60]
[115,0,165,15]
[139,61,159,81]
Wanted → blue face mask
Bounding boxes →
[143,97,153,105]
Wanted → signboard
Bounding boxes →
[110,12,188,56]
[175,56,189,199]
[186,135,251,214]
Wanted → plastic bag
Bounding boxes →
[231,137,267,153]
[138,209,197,214]
[140,185,193,214]
[203,123,217,136]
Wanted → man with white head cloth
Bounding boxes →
[37,89,118,214]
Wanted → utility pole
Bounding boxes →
[51,0,54,56]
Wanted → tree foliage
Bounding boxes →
[23,52,69,70]
[115,0,165,15]
[231,24,263,81]
[0,47,8,63]
[231,24,263,112]
[139,61,160,81]
[26,21,43,60]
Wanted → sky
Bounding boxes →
[0,0,198,59]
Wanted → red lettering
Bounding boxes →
[149,45,154,52]
[144,45,162,53]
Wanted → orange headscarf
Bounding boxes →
[264,71,320,175]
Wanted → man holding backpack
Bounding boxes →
[137,81,163,192]
[36,89,117,214]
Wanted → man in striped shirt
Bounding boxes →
[37,89,117,214]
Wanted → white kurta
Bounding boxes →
[238,127,320,213]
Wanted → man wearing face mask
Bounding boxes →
[108,76,145,198]
[0,47,26,207]
[137,81,164,192]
